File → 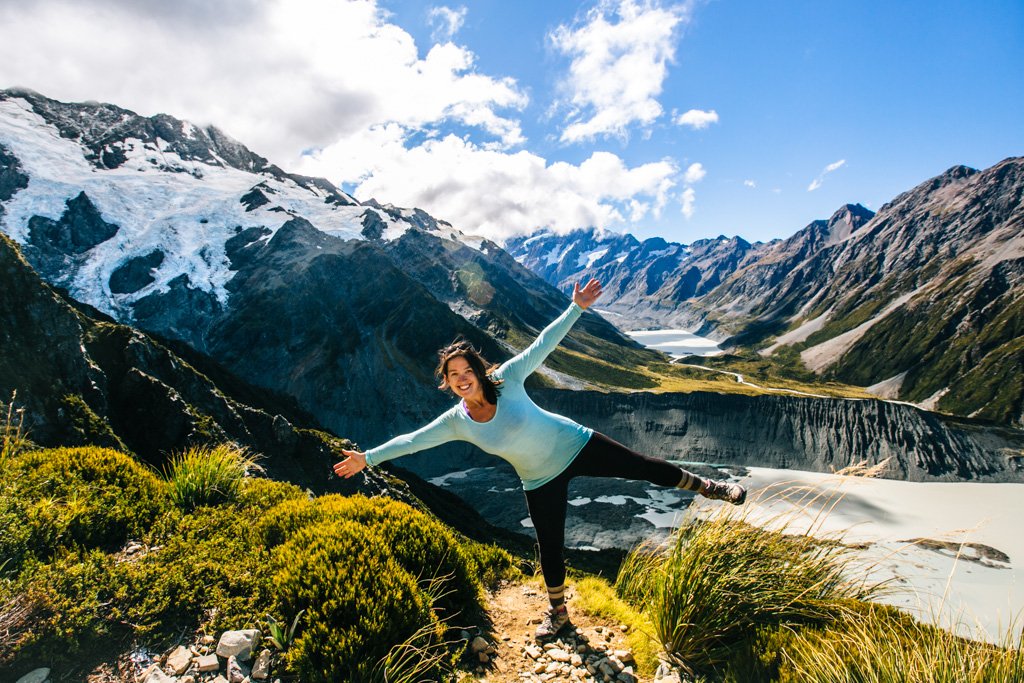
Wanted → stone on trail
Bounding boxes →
[470,635,490,653]
[140,666,176,683]
[251,648,272,680]
[226,654,245,683]
[166,645,193,675]
[195,653,219,672]
[217,629,261,661]
[547,647,571,662]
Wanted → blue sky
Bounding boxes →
[1,0,1021,244]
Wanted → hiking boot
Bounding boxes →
[700,478,747,505]
[535,604,570,639]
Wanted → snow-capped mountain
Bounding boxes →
[506,162,1024,427]
[505,227,756,330]
[0,88,656,454]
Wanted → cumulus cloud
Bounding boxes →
[0,0,692,241]
[677,161,704,218]
[0,0,526,162]
[807,158,846,191]
[743,179,756,188]
[675,108,718,129]
[550,0,692,143]
[680,187,696,219]
[429,5,467,42]
[301,136,679,241]
[683,162,706,184]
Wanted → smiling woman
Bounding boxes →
[331,278,747,639]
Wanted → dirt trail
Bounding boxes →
[459,582,653,682]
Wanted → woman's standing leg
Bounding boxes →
[524,472,573,637]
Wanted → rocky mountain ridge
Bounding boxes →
[506,160,1024,427]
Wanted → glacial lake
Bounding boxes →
[626,328,722,358]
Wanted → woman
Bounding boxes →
[332,279,746,639]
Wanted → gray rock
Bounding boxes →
[470,636,489,653]
[195,654,219,672]
[251,648,272,680]
[166,645,193,675]
[14,669,50,683]
[217,629,261,661]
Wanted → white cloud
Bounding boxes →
[807,158,846,191]
[675,108,718,129]
[429,5,467,42]
[301,135,678,241]
[680,187,696,219]
[744,179,756,188]
[550,0,692,143]
[0,0,526,162]
[0,0,688,241]
[683,162,706,184]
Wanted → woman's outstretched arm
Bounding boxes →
[332,409,459,478]
[498,279,603,384]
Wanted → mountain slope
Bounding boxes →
[0,231,353,489]
[721,159,1024,426]
[0,89,662,454]
[506,161,1024,427]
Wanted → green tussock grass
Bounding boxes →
[572,576,661,678]
[608,487,1023,682]
[162,443,259,511]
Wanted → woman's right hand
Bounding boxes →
[332,449,367,479]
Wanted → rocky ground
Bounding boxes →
[457,582,687,683]
[12,582,689,683]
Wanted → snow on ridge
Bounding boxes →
[577,247,609,269]
[0,96,375,316]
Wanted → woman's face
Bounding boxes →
[445,356,482,401]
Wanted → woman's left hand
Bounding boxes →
[573,278,603,309]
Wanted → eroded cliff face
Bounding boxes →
[533,389,1024,483]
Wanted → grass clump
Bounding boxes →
[615,504,878,677]
[573,575,660,678]
[162,443,258,510]
[1,391,31,468]
[772,602,1024,682]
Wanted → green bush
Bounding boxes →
[121,504,273,637]
[271,519,444,682]
[17,549,128,661]
[0,447,167,571]
[236,477,308,512]
[162,443,257,510]
[257,494,486,618]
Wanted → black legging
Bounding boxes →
[523,431,696,591]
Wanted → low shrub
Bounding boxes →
[16,549,128,662]
[271,519,445,682]
[257,494,490,619]
[0,447,167,571]
[121,504,273,637]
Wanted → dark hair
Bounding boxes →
[435,338,503,404]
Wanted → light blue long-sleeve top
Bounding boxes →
[364,302,594,490]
